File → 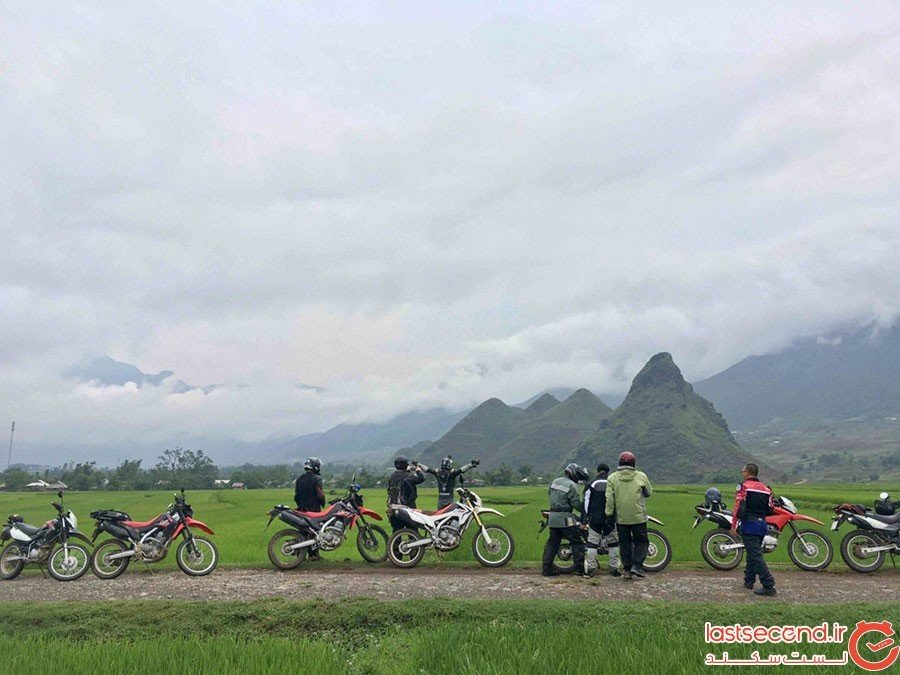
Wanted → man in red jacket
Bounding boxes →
[731,463,776,596]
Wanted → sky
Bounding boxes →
[1,2,899,464]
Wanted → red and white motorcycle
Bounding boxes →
[387,487,515,568]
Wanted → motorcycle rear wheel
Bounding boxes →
[840,530,885,573]
[267,529,309,570]
[552,544,576,574]
[700,529,743,571]
[0,542,25,580]
[90,539,131,580]
[47,543,90,581]
[387,528,426,569]
[356,525,388,563]
[472,525,515,567]
[787,529,832,571]
[644,529,672,572]
[176,536,218,576]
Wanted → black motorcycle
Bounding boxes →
[832,492,900,573]
[0,491,92,581]
[266,482,388,569]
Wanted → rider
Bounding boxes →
[294,457,325,511]
[541,463,589,577]
[426,456,480,509]
[583,462,621,577]
[605,451,652,580]
[386,455,427,532]
[731,462,777,596]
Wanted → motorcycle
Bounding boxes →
[387,487,515,568]
[692,492,832,571]
[265,482,388,569]
[832,492,900,573]
[538,511,672,573]
[0,491,92,581]
[89,489,218,578]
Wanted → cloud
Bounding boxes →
[1,2,898,463]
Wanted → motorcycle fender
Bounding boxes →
[790,514,825,526]
[358,507,383,520]
[0,526,9,541]
[67,531,93,547]
[475,507,505,517]
[10,527,32,543]
[647,515,664,526]
[185,517,215,535]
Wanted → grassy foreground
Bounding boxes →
[1,482,897,569]
[0,599,896,674]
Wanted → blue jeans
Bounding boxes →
[743,533,775,589]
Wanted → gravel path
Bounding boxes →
[2,567,896,604]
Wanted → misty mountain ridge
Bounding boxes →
[64,355,221,395]
[572,353,759,483]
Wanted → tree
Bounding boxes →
[109,459,150,490]
[517,464,533,479]
[154,448,218,489]
[0,467,36,491]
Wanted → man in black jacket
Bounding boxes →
[583,463,621,577]
[426,456,480,509]
[294,457,326,560]
[386,455,426,531]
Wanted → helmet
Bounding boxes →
[596,462,610,475]
[393,455,410,470]
[303,457,321,474]
[564,463,589,483]
[704,487,722,506]
[440,456,453,471]
[618,451,636,467]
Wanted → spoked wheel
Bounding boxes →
[267,529,309,570]
[356,525,388,563]
[700,529,743,571]
[787,529,833,571]
[90,539,131,580]
[644,529,672,572]
[387,528,426,569]
[0,543,26,580]
[472,525,515,567]
[840,530,885,573]
[553,544,576,574]
[47,543,90,581]
[176,536,219,576]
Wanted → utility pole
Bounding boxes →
[6,421,14,470]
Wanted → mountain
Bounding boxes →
[414,389,612,472]
[63,355,174,387]
[694,322,900,430]
[513,388,576,409]
[571,353,758,483]
[272,407,469,463]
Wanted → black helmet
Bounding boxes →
[704,487,722,506]
[596,462,610,475]
[393,455,410,470]
[440,456,453,471]
[564,463,589,483]
[303,457,321,474]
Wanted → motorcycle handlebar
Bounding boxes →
[51,502,62,512]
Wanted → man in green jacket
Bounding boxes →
[605,451,653,580]
[541,463,590,577]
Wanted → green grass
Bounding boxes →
[0,599,896,674]
[1,483,898,570]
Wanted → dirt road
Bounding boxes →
[2,567,895,604]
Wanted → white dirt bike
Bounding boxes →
[387,487,515,568]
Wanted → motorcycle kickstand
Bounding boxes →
[38,565,47,579]
[142,561,155,575]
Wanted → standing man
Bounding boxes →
[541,463,590,577]
[583,462,621,577]
[386,455,427,532]
[731,463,777,596]
[427,456,480,509]
[294,457,325,511]
[605,451,652,580]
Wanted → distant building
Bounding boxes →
[25,480,68,491]
[232,482,246,490]
[213,479,231,488]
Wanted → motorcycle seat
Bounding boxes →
[869,512,900,525]
[419,504,456,517]
[296,506,337,519]
[14,523,40,536]
[122,517,165,530]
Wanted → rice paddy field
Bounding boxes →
[1,482,896,570]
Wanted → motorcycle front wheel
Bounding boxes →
[267,529,309,570]
[47,543,90,581]
[356,525,388,563]
[552,544,576,574]
[472,525,515,567]
[176,536,219,576]
[787,529,833,571]
[0,542,25,580]
[90,539,131,580]
[840,530,885,573]
[700,529,743,570]
[387,528,426,569]
[644,529,672,572]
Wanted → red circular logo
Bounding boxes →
[848,621,899,672]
